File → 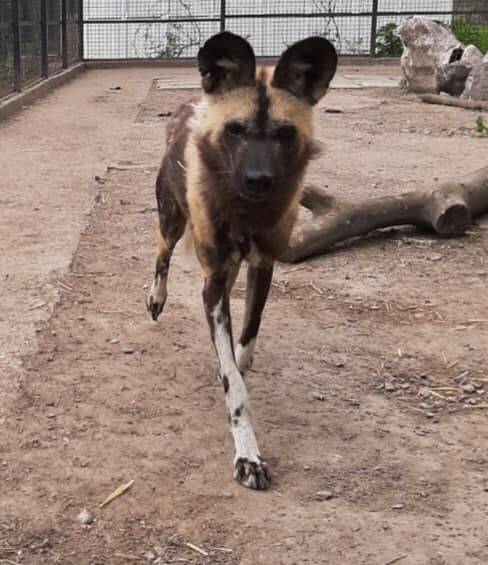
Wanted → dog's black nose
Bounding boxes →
[245,170,274,192]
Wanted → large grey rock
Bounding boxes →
[462,45,484,65]
[484,53,488,63]
[438,61,472,96]
[397,16,463,93]
[462,62,488,100]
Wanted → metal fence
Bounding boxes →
[0,0,82,99]
[1,1,488,100]
[82,0,488,60]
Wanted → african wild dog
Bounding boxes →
[147,32,337,490]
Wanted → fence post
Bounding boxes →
[79,0,84,60]
[40,0,49,77]
[62,0,68,68]
[220,0,226,32]
[12,0,22,91]
[370,0,379,57]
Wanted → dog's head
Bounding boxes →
[192,32,337,207]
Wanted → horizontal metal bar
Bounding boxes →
[83,17,220,24]
[82,10,488,25]
[18,19,64,24]
[377,10,488,17]
[224,10,488,18]
[82,14,372,23]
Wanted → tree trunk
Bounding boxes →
[280,167,488,263]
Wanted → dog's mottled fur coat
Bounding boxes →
[147,32,337,489]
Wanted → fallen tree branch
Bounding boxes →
[300,183,337,215]
[419,93,488,111]
[281,166,488,263]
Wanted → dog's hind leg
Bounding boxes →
[147,175,186,321]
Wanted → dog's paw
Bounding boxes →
[146,294,165,321]
[234,456,270,490]
[146,276,167,321]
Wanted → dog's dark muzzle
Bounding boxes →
[244,169,274,194]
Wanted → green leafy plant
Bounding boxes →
[475,116,488,136]
[452,22,488,54]
[133,0,203,59]
[159,31,180,58]
[345,37,365,55]
[376,22,403,57]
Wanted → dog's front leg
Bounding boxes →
[202,270,270,490]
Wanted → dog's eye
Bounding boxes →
[275,124,297,141]
[225,121,246,136]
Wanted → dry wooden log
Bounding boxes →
[281,166,488,263]
[300,184,337,215]
[419,93,488,111]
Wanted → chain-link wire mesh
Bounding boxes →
[226,1,373,56]
[19,0,43,84]
[67,0,82,63]
[0,2,14,97]
[82,0,221,58]
[0,0,81,99]
[2,1,488,101]
[81,0,488,59]
[48,0,63,73]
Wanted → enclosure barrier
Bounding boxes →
[0,0,82,100]
[1,1,488,102]
[81,0,488,60]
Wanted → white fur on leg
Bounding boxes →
[212,300,267,487]
[212,298,239,378]
[147,273,169,320]
[149,274,167,304]
[235,338,256,373]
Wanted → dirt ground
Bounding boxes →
[1,66,488,565]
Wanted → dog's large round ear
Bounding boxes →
[197,32,256,94]
[271,37,338,105]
